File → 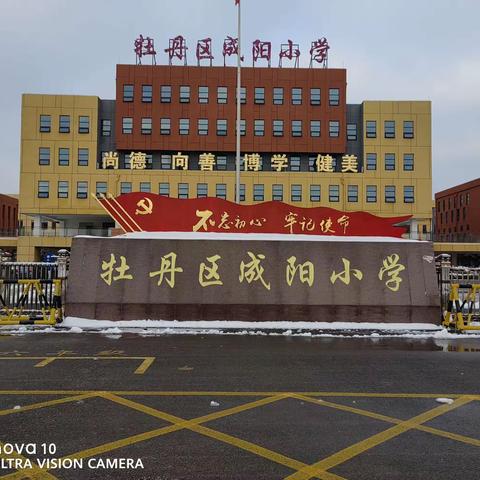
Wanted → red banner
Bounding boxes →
[98,193,411,237]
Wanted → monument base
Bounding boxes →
[65,233,441,324]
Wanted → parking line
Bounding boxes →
[134,357,155,374]
[283,396,474,480]
[34,357,56,367]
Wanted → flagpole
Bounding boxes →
[235,0,241,203]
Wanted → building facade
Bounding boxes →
[17,64,432,261]
[435,178,480,242]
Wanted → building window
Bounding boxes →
[123,152,131,169]
[197,183,208,198]
[198,86,209,103]
[237,119,246,136]
[254,119,264,136]
[366,153,377,170]
[58,181,68,199]
[142,85,152,103]
[291,87,302,105]
[178,183,189,199]
[59,115,70,133]
[329,185,340,202]
[292,120,302,137]
[138,182,150,193]
[310,185,321,202]
[159,183,170,197]
[198,118,208,135]
[58,148,69,166]
[273,120,283,136]
[291,184,302,202]
[308,156,316,172]
[78,148,89,166]
[120,182,132,194]
[79,116,90,134]
[179,118,189,135]
[403,120,414,139]
[347,185,358,202]
[404,185,414,203]
[160,118,171,135]
[384,120,395,139]
[385,153,395,171]
[403,153,414,171]
[236,87,246,104]
[141,117,152,135]
[179,85,190,103]
[385,185,396,203]
[310,88,321,105]
[366,185,377,202]
[216,156,227,170]
[160,85,171,103]
[254,87,265,104]
[273,87,283,105]
[39,115,51,132]
[253,184,264,201]
[39,147,50,165]
[272,184,283,201]
[101,119,111,136]
[310,120,321,137]
[290,156,301,172]
[329,88,339,106]
[76,181,88,199]
[366,120,376,138]
[217,86,228,104]
[38,181,49,198]
[217,119,227,136]
[329,121,339,137]
[96,182,107,197]
[123,84,134,102]
[161,155,172,170]
[347,123,357,141]
[237,184,246,202]
[122,117,133,134]
[216,184,227,199]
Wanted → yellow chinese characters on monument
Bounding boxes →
[271,154,288,172]
[244,153,261,171]
[286,256,314,287]
[130,152,147,170]
[198,153,216,171]
[239,251,271,290]
[330,258,363,285]
[173,152,189,170]
[102,152,118,169]
[100,254,133,285]
[378,254,405,292]
[149,252,183,288]
[199,254,223,287]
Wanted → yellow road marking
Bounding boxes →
[0,393,96,417]
[292,393,480,448]
[134,357,155,374]
[34,358,56,367]
[283,396,474,480]
[96,393,344,480]
[0,357,156,374]
[0,390,478,398]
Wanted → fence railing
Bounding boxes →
[18,228,111,237]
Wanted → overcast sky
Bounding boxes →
[1,0,479,195]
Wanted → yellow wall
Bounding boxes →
[18,96,432,260]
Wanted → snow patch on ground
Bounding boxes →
[435,398,454,405]
[78,231,419,243]
[68,326,83,333]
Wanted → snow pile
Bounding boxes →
[210,401,220,407]
[435,398,454,405]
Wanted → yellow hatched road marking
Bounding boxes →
[134,357,155,374]
[0,390,478,398]
[283,396,474,480]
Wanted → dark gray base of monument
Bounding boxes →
[66,236,441,324]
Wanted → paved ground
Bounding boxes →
[0,332,479,479]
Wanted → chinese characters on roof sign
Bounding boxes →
[134,35,329,67]
[101,152,359,173]
[97,193,411,237]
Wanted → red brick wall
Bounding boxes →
[435,178,480,241]
[0,194,18,233]
[115,64,347,154]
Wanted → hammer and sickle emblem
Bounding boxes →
[135,198,153,215]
